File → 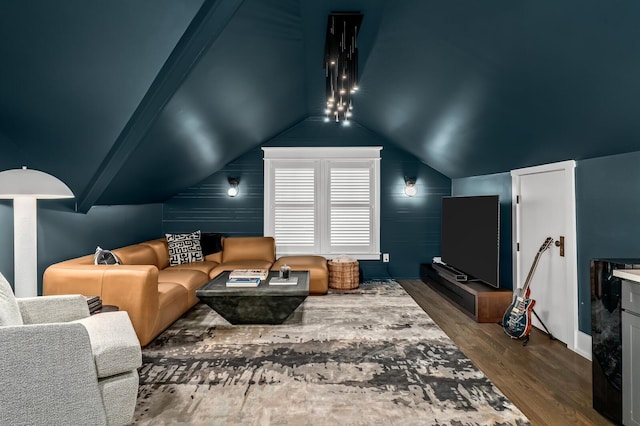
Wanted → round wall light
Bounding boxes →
[404,178,417,197]
[227,178,239,197]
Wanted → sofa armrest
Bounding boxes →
[43,264,160,346]
[0,323,108,425]
[18,294,89,324]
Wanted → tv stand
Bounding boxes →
[432,262,467,281]
[420,263,512,323]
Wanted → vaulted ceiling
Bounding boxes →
[2,0,640,210]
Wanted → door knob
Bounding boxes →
[555,236,565,257]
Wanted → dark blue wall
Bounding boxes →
[163,150,265,237]
[451,151,640,335]
[451,172,513,289]
[163,117,451,279]
[576,151,640,333]
[0,200,163,294]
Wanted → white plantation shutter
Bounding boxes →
[273,167,316,248]
[264,147,380,259]
[329,166,372,251]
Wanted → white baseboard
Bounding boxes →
[573,331,592,360]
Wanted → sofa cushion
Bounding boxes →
[140,239,170,270]
[158,269,208,306]
[73,311,142,378]
[221,237,275,264]
[166,231,204,266]
[112,244,157,266]
[209,260,274,279]
[0,273,23,326]
[167,261,218,277]
[204,251,223,264]
[93,246,121,265]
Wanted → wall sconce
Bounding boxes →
[404,177,417,197]
[227,178,239,197]
[0,166,74,297]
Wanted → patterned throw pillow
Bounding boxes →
[166,231,204,266]
[94,246,121,265]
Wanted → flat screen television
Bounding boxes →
[441,195,500,288]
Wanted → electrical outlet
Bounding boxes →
[383,253,390,263]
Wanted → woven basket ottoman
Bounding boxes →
[328,259,359,290]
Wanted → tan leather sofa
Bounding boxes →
[44,236,328,346]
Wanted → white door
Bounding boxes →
[512,160,578,350]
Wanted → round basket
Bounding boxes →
[328,260,359,290]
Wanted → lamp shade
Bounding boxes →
[0,166,74,297]
[0,166,74,199]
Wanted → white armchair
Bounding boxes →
[0,273,141,425]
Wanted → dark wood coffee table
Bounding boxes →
[196,270,309,324]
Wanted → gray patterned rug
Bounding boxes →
[134,281,530,425]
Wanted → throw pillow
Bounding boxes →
[166,231,204,266]
[200,232,223,256]
[94,246,121,265]
[0,272,23,326]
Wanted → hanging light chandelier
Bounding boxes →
[323,12,363,124]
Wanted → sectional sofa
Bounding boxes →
[43,236,328,346]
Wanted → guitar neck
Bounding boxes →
[520,240,552,293]
[521,254,541,293]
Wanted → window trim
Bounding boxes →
[263,146,382,260]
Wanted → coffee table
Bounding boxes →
[196,270,309,324]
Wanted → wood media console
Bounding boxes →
[420,263,512,323]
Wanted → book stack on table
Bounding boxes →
[269,276,298,285]
[226,269,269,287]
[84,295,102,315]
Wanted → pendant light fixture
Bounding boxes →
[323,12,363,124]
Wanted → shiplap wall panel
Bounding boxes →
[163,118,451,279]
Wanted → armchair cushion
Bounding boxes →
[74,311,142,378]
[18,294,90,324]
[0,274,22,326]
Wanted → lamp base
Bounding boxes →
[13,197,38,297]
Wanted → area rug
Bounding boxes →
[134,281,530,425]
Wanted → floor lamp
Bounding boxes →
[0,166,74,297]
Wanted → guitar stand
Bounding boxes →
[521,309,555,347]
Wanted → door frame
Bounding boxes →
[511,160,582,355]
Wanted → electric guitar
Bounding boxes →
[502,237,554,339]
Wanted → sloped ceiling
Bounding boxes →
[2,0,640,208]
[0,0,205,201]
[356,1,640,178]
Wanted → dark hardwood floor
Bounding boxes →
[399,279,613,426]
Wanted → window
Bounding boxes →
[263,147,381,260]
